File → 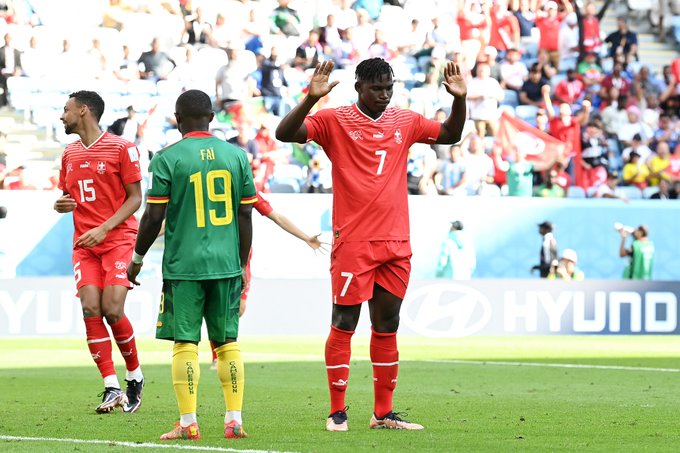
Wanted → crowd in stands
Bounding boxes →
[0,0,678,200]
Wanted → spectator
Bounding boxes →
[535,48,557,81]
[435,220,476,280]
[5,165,36,190]
[462,133,495,195]
[259,46,289,117]
[617,105,653,148]
[499,48,528,92]
[649,178,674,199]
[619,225,654,280]
[558,13,580,71]
[532,220,558,278]
[511,0,536,40]
[182,6,211,45]
[581,1,603,55]
[368,28,395,61]
[215,44,258,111]
[600,62,632,105]
[438,144,467,196]
[502,147,541,197]
[113,44,140,82]
[137,37,176,82]
[520,64,549,107]
[534,0,573,70]
[0,32,22,107]
[548,248,584,280]
[605,16,638,61]
[553,69,585,107]
[332,0,358,31]
[632,66,662,102]
[595,171,627,200]
[466,62,503,137]
[666,142,680,183]
[534,168,566,197]
[488,0,520,60]
[107,105,140,144]
[622,151,649,189]
[334,27,360,69]
[621,133,652,163]
[270,0,301,37]
[406,143,437,195]
[601,91,630,136]
[576,51,604,88]
[294,29,325,70]
[457,1,488,67]
[352,8,376,57]
[228,124,260,161]
[320,14,343,57]
[647,140,671,187]
[580,122,609,190]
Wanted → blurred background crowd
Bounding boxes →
[0,0,679,200]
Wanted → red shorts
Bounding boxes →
[72,237,134,290]
[330,240,412,306]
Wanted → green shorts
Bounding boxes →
[156,277,241,343]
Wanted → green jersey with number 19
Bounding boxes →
[147,131,257,280]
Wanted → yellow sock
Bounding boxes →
[215,342,244,412]
[172,342,200,416]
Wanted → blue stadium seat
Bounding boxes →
[502,89,519,108]
[642,186,660,199]
[515,105,539,123]
[567,186,586,198]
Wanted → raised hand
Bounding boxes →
[441,61,467,98]
[308,60,340,99]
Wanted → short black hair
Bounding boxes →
[175,89,213,119]
[355,57,394,83]
[69,91,105,122]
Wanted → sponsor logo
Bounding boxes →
[332,379,347,387]
[128,146,139,162]
[80,161,90,169]
[373,131,384,139]
[402,283,492,337]
[115,273,127,279]
[96,161,106,174]
[121,349,134,357]
[348,130,363,141]
[91,352,101,360]
[114,261,127,270]
[394,129,403,144]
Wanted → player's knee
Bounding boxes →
[331,306,361,331]
[373,315,400,333]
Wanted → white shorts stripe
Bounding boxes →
[115,334,135,344]
[326,364,350,369]
[371,361,399,367]
[86,337,110,344]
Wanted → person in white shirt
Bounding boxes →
[466,62,504,137]
[499,48,528,92]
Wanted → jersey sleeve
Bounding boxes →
[147,153,171,204]
[303,108,335,156]
[57,152,67,192]
[119,143,143,186]
[408,110,442,145]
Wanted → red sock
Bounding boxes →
[84,317,115,379]
[325,325,354,414]
[210,341,217,361]
[109,316,140,372]
[370,329,399,419]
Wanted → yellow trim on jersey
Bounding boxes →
[241,196,257,205]
[147,196,169,204]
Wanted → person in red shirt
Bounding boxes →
[488,0,520,59]
[276,57,467,432]
[534,0,573,70]
[553,69,586,106]
[582,1,603,54]
[54,91,145,414]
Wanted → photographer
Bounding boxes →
[548,248,584,281]
[618,224,655,280]
[532,221,558,278]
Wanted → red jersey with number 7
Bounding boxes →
[58,132,142,242]
[304,105,440,242]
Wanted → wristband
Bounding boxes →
[131,251,145,264]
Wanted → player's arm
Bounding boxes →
[238,203,253,288]
[266,210,328,252]
[619,231,632,258]
[276,60,339,144]
[436,61,467,145]
[54,191,77,213]
[126,202,166,285]
[75,181,142,248]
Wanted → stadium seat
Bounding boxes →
[586,186,599,198]
[642,186,660,199]
[269,180,300,193]
[6,77,36,114]
[619,186,642,200]
[567,186,586,198]
[479,184,502,197]
[126,79,158,96]
[502,89,519,108]
[515,105,539,123]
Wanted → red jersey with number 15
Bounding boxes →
[58,132,142,242]
[305,105,440,242]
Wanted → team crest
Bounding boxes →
[394,129,403,144]
[114,261,127,270]
[349,130,363,141]
[97,161,107,174]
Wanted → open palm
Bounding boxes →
[308,60,340,99]
[442,62,467,98]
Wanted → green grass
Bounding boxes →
[2,336,680,452]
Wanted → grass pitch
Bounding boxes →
[1,336,680,452]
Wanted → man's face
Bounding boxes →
[60,97,81,135]
[356,73,394,116]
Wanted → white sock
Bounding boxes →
[225,410,242,425]
[103,374,120,389]
[126,366,143,382]
[180,413,197,427]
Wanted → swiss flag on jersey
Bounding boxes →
[497,112,565,168]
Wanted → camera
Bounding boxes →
[614,222,635,234]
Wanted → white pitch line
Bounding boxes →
[0,435,297,453]
[422,359,680,373]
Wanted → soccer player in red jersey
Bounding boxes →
[54,91,145,414]
[209,190,328,366]
[276,58,467,431]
